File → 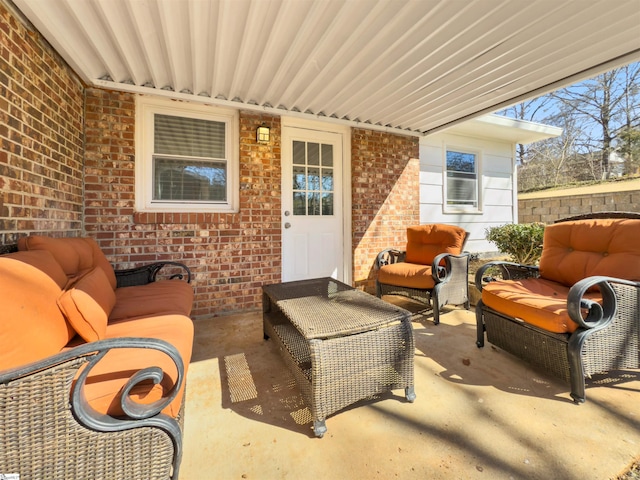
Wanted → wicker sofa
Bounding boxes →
[0,235,194,479]
[475,212,640,403]
[375,224,470,324]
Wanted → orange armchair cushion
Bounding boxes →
[111,280,194,321]
[378,262,435,290]
[482,278,601,334]
[58,267,116,342]
[0,252,74,370]
[66,313,194,419]
[539,219,640,287]
[405,224,466,265]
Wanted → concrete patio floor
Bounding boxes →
[180,297,640,480]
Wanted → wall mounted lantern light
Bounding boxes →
[256,124,270,144]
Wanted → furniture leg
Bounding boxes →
[313,420,327,438]
[405,386,416,402]
[475,300,485,347]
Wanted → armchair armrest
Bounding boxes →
[115,261,192,287]
[0,337,185,478]
[431,252,469,284]
[375,248,406,269]
[566,276,635,330]
[474,261,540,292]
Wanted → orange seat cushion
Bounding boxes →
[378,262,435,290]
[67,313,194,418]
[482,278,601,334]
[0,251,74,370]
[58,267,116,342]
[539,219,640,287]
[111,280,194,321]
[405,224,466,265]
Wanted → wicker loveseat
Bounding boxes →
[475,213,640,403]
[376,224,470,324]
[0,235,194,479]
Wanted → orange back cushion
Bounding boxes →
[58,267,116,342]
[18,235,116,289]
[539,219,640,286]
[0,252,74,370]
[405,224,466,265]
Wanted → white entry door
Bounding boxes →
[282,127,344,282]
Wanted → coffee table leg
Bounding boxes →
[313,420,327,438]
[405,386,416,403]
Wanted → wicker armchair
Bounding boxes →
[375,224,470,324]
[475,212,640,403]
[0,338,185,479]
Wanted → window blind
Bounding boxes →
[154,114,226,158]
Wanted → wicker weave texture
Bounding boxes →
[263,278,414,426]
[480,281,640,398]
[483,308,572,383]
[378,283,431,304]
[581,283,640,376]
[0,358,175,480]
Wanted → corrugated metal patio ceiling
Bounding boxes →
[11,0,640,136]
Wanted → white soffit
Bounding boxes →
[440,114,563,145]
[11,0,640,136]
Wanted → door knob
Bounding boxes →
[284,222,291,229]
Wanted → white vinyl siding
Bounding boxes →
[420,133,515,253]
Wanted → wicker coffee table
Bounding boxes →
[262,277,415,437]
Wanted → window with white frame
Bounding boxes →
[135,97,239,213]
[445,149,480,211]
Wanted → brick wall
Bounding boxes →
[84,88,281,317]
[0,1,84,244]
[1,2,423,316]
[519,189,640,223]
[351,128,420,293]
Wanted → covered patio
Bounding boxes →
[2,1,640,479]
[181,299,640,479]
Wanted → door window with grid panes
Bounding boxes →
[292,141,334,216]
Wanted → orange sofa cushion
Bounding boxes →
[67,313,194,418]
[378,262,435,290]
[539,219,640,287]
[58,267,117,342]
[0,251,75,370]
[18,235,117,289]
[482,278,602,334]
[111,280,194,321]
[405,224,466,265]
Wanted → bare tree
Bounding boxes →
[503,62,640,190]
[497,97,554,165]
[550,64,640,178]
[529,108,581,186]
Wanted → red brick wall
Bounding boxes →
[2,1,421,316]
[83,88,281,317]
[0,1,84,244]
[351,128,420,293]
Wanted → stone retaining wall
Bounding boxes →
[518,187,640,224]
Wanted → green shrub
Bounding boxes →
[484,222,545,265]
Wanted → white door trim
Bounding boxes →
[280,116,352,285]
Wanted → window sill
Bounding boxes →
[134,211,233,224]
[443,208,483,215]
